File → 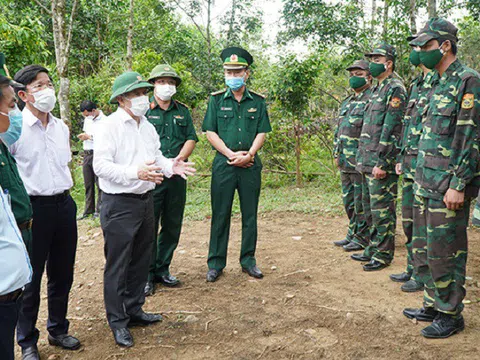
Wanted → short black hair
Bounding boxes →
[14,64,50,86]
[438,37,458,55]
[80,100,97,112]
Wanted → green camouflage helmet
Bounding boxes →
[409,17,458,47]
[365,41,397,61]
[148,64,182,86]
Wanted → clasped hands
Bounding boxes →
[227,151,254,168]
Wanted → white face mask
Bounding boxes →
[128,95,150,117]
[155,84,176,101]
[31,88,57,113]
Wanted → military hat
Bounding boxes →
[220,47,253,69]
[365,41,397,60]
[109,71,153,104]
[148,64,182,86]
[346,59,370,73]
[409,18,458,47]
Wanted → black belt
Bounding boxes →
[84,150,94,155]
[17,219,33,231]
[30,190,70,203]
[0,288,23,303]
[104,191,152,200]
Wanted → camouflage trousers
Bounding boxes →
[472,194,480,227]
[361,173,398,264]
[340,171,369,247]
[412,194,470,316]
[401,177,415,276]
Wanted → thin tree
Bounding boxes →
[382,0,389,38]
[371,0,376,32]
[127,0,134,70]
[409,0,417,34]
[428,0,437,18]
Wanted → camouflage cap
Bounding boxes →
[409,17,458,47]
[346,59,370,73]
[365,41,396,60]
[406,23,429,42]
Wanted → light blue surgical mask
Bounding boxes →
[225,74,246,91]
[0,105,23,146]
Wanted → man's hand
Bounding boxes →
[372,166,387,180]
[443,188,465,211]
[77,133,91,141]
[172,157,196,179]
[138,161,164,184]
[228,151,254,168]
[395,163,403,175]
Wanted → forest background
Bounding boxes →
[1,0,480,220]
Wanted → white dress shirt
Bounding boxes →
[82,110,105,151]
[93,107,174,195]
[9,107,74,196]
[0,186,32,295]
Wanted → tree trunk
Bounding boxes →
[227,0,236,45]
[295,123,302,188]
[427,0,436,18]
[370,0,376,33]
[409,0,417,34]
[382,0,389,38]
[206,0,213,92]
[127,0,134,70]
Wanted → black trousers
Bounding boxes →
[0,293,22,360]
[82,151,101,215]
[17,194,78,348]
[101,192,155,330]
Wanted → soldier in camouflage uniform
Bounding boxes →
[351,41,407,271]
[333,60,372,251]
[390,47,436,292]
[403,18,480,339]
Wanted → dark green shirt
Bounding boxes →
[202,88,272,152]
[146,98,198,159]
[0,142,32,224]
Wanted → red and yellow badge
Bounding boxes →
[230,54,238,62]
[390,97,402,108]
[461,93,474,110]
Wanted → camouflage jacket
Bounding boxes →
[414,60,480,200]
[399,71,438,179]
[356,75,407,174]
[333,87,372,173]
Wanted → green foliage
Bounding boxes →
[458,16,480,70]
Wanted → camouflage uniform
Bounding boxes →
[471,194,480,226]
[356,43,407,265]
[334,84,372,248]
[410,23,480,315]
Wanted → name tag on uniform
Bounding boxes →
[221,107,232,111]
[247,108,257,112]
[148,116,160,119]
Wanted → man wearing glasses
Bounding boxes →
[11,65,80,360]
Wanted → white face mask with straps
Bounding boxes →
[127,95,150,117]
[31,88,57,113]
[155,84,176,101]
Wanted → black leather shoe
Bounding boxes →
[242,265,264,279]
[144,281,155,296]
[333,239,350,246]
[343,242,363,252]
[363,259,388,271]
[21,345,40,360]
[157,274,180,287]
[206,269,222,282]
[128,311,163,327]
[351,253,371,262]
[112,328,133,347]
[401,279,424,293]
[389,272,411,283]
[403,307,438,322]
[48,334,81,350]
[421,313,464,338]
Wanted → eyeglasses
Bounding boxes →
[29,82,54,92]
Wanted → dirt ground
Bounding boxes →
[21,212,480,360]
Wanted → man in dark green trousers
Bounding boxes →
[144,64,198,296]
[202,47,272,282]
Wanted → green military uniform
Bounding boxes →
[333,60,372,248]
[202,48,271,271]
[0,142,33,253]
[398,70,437,279]
[409,20,480,317]
[356,42,407,265]
[145,65,198,281]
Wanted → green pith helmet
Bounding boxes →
[109,71,153,104]
[148,64,182,86]
[220,47,253,69]
[409,17,458,47]
[365,41,397,61]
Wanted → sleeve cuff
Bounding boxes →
[162,160,174,178]
[449,176,466,191]
[125,166,139,180]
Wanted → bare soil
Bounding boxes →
[20,212,480,360]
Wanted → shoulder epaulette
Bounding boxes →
[175,100,189,109]
[249,90,266,98]
[211,89,227,96]
[458,66,480,81]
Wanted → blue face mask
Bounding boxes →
[0,105,23,146]
[225,74,246,91]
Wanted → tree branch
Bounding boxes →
[65,0,79,59]
[170,0,209,43]
[33,0,52,15]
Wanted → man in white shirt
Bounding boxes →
[94,71,195,348]
[12,65,80,360]
[77,100,104,220]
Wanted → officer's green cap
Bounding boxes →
[409,17,458,47]
[109,71,153,104]
[220,47,253,69]
[148,64,182,86]
[365,41,397,61]
[346,59,370,73]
